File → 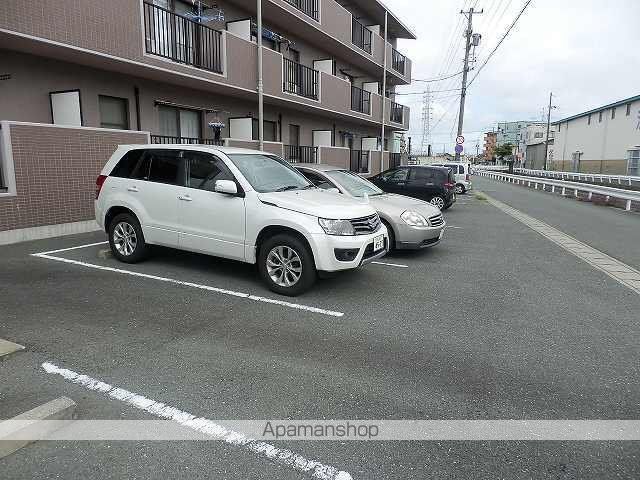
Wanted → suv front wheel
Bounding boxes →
[258,234,316,296]
[108,213,148,263]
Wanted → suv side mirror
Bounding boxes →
[215,180,238,195]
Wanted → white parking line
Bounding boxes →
[42,362,352,480]
[371,261,409,268]
[482,192,640,295]
[36,241,109,255]
[31,250,344,318]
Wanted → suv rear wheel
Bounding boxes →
[455,184,465,194]
[430,196,445,210]
[108,213,148,263]
[258,234,316,296]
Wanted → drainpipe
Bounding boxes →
[257,0,264,151]
[134,86,141,131]
[380,11,388,171]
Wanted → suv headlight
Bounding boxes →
[401,211,429,227]
[318,218,356,236]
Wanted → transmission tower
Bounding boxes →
[420,87,432,156]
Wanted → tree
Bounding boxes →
[494,143,515,172]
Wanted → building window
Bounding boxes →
[99,96,129,130]
[628,149,640,176]
[587,114,591,125]
[611,107,616,120]
[158,105,201,140]
[252,119,277,142]
[598,111,603,123]
[627,103,632,116]
[534,132,543,138]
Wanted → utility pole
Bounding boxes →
[420,86,432,156]
[455,7,482,162]
[543,91,554,170]
[257,0,264,151]
[380,11,389,168]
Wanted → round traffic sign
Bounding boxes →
[455,144,464,154]
[456,135,465,145]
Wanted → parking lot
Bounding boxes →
[2,176,640,479]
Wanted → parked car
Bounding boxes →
[95,146,389,296]
[431,162,473,194]
[294,164,446,250]
[369,166,456,210]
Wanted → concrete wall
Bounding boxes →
[0,122,149,232]
[318,146,349,168]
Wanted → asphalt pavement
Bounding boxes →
[1,180,639,479]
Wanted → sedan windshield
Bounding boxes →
[325,170,384,197]
[226,154,313,193]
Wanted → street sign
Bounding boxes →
[455,144,464,154]
[456,135,465,145]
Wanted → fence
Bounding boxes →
[350,150,370,174]
[351,85,371,114]
[283,59,319,100]
[283,0,319,20]
[515,168,640,190]
[284,145,318,164]
[390,102,404,124]
[391,49,406,74]
[352,18,372,54]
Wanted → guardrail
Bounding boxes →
[478,170,640,211]
[514,168,640,189]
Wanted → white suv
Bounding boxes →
[95,145,388,296]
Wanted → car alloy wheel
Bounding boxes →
[455,184,465,194]
[266,245,303,287]
[430,196,445,210]
[112,221,138,256]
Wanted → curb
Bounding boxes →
[0,397,77,459]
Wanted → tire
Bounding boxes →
[429,196,446,210]
[455,183,466,194]
[381,220,396,252]
[257,233,316,296]
[108,213,149,264]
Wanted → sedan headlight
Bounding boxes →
[401,211,429,227]
[318,218,356,236]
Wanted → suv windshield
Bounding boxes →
[325,170,384,197]
[226,154,313,193]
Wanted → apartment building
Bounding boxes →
[0,0,415,242]
[549,94,640,174]
[483,131,496,162]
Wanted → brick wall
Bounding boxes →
[0,123,148,232]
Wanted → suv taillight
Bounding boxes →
[444,182,455,189]
[96,175,107,199]
[466,174,470,181]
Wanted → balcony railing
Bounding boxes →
[143,2,223,74]
[390,102,404,124]
[391,48,406,75]
[352,18,372,54]
[350,150,370,173]
[283,0,319,21]
[351,85,371,114]
[150,135,223,145]
[390,153,402,169]
[283,58,319,100]
[284,145,318,164]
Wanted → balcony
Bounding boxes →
[351,85,371,114]
[391,48,406,75]
[389,102,404,124]
[284,145,318,163]
[283,0,319,21]
[283,58,319,100]
[150,135,223,145]
[350,150,370,173]
[143,2,223,74]
[351,18,372,54]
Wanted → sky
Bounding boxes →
[386,0,640,155]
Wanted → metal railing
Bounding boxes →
[351,85,371,114]
[150,135,223,145]
[352,18,372,54]
[389,153,402,169]
[514,168,640,189]
[283,0,319,21]
[391,48,406,75]
[350,150,370,173]
[478,170,640,211]
[284,145,318,163]
[390,102,404,124]
[143,2,223,74]
[283,58,319,100]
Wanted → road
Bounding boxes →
[1,176,639,479]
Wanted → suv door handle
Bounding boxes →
[178,195,193,202]
[127,186,139,192]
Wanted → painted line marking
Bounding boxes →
[36,241,108,255]
[480,192,640,295]
[41,362,352,480]
[31,251,344,318]
[371,261,409,268]
[445,225,463,229]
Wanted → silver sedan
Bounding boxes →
[294,164,446,250]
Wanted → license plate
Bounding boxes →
[373,234,384,252]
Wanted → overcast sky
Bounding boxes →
[387,0,640,155]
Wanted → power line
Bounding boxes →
[468,0,533,87]
[412,70,464,83]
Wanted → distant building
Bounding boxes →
[550,94,640,174]
[483,131,497,161]
[410,153,454,165]
[519,123,546,167]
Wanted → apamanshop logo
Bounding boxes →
[263,421,379,440]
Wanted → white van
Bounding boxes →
[432,163,473,194]
[95,145,389,296]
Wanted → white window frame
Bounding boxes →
[628,148,640,176]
